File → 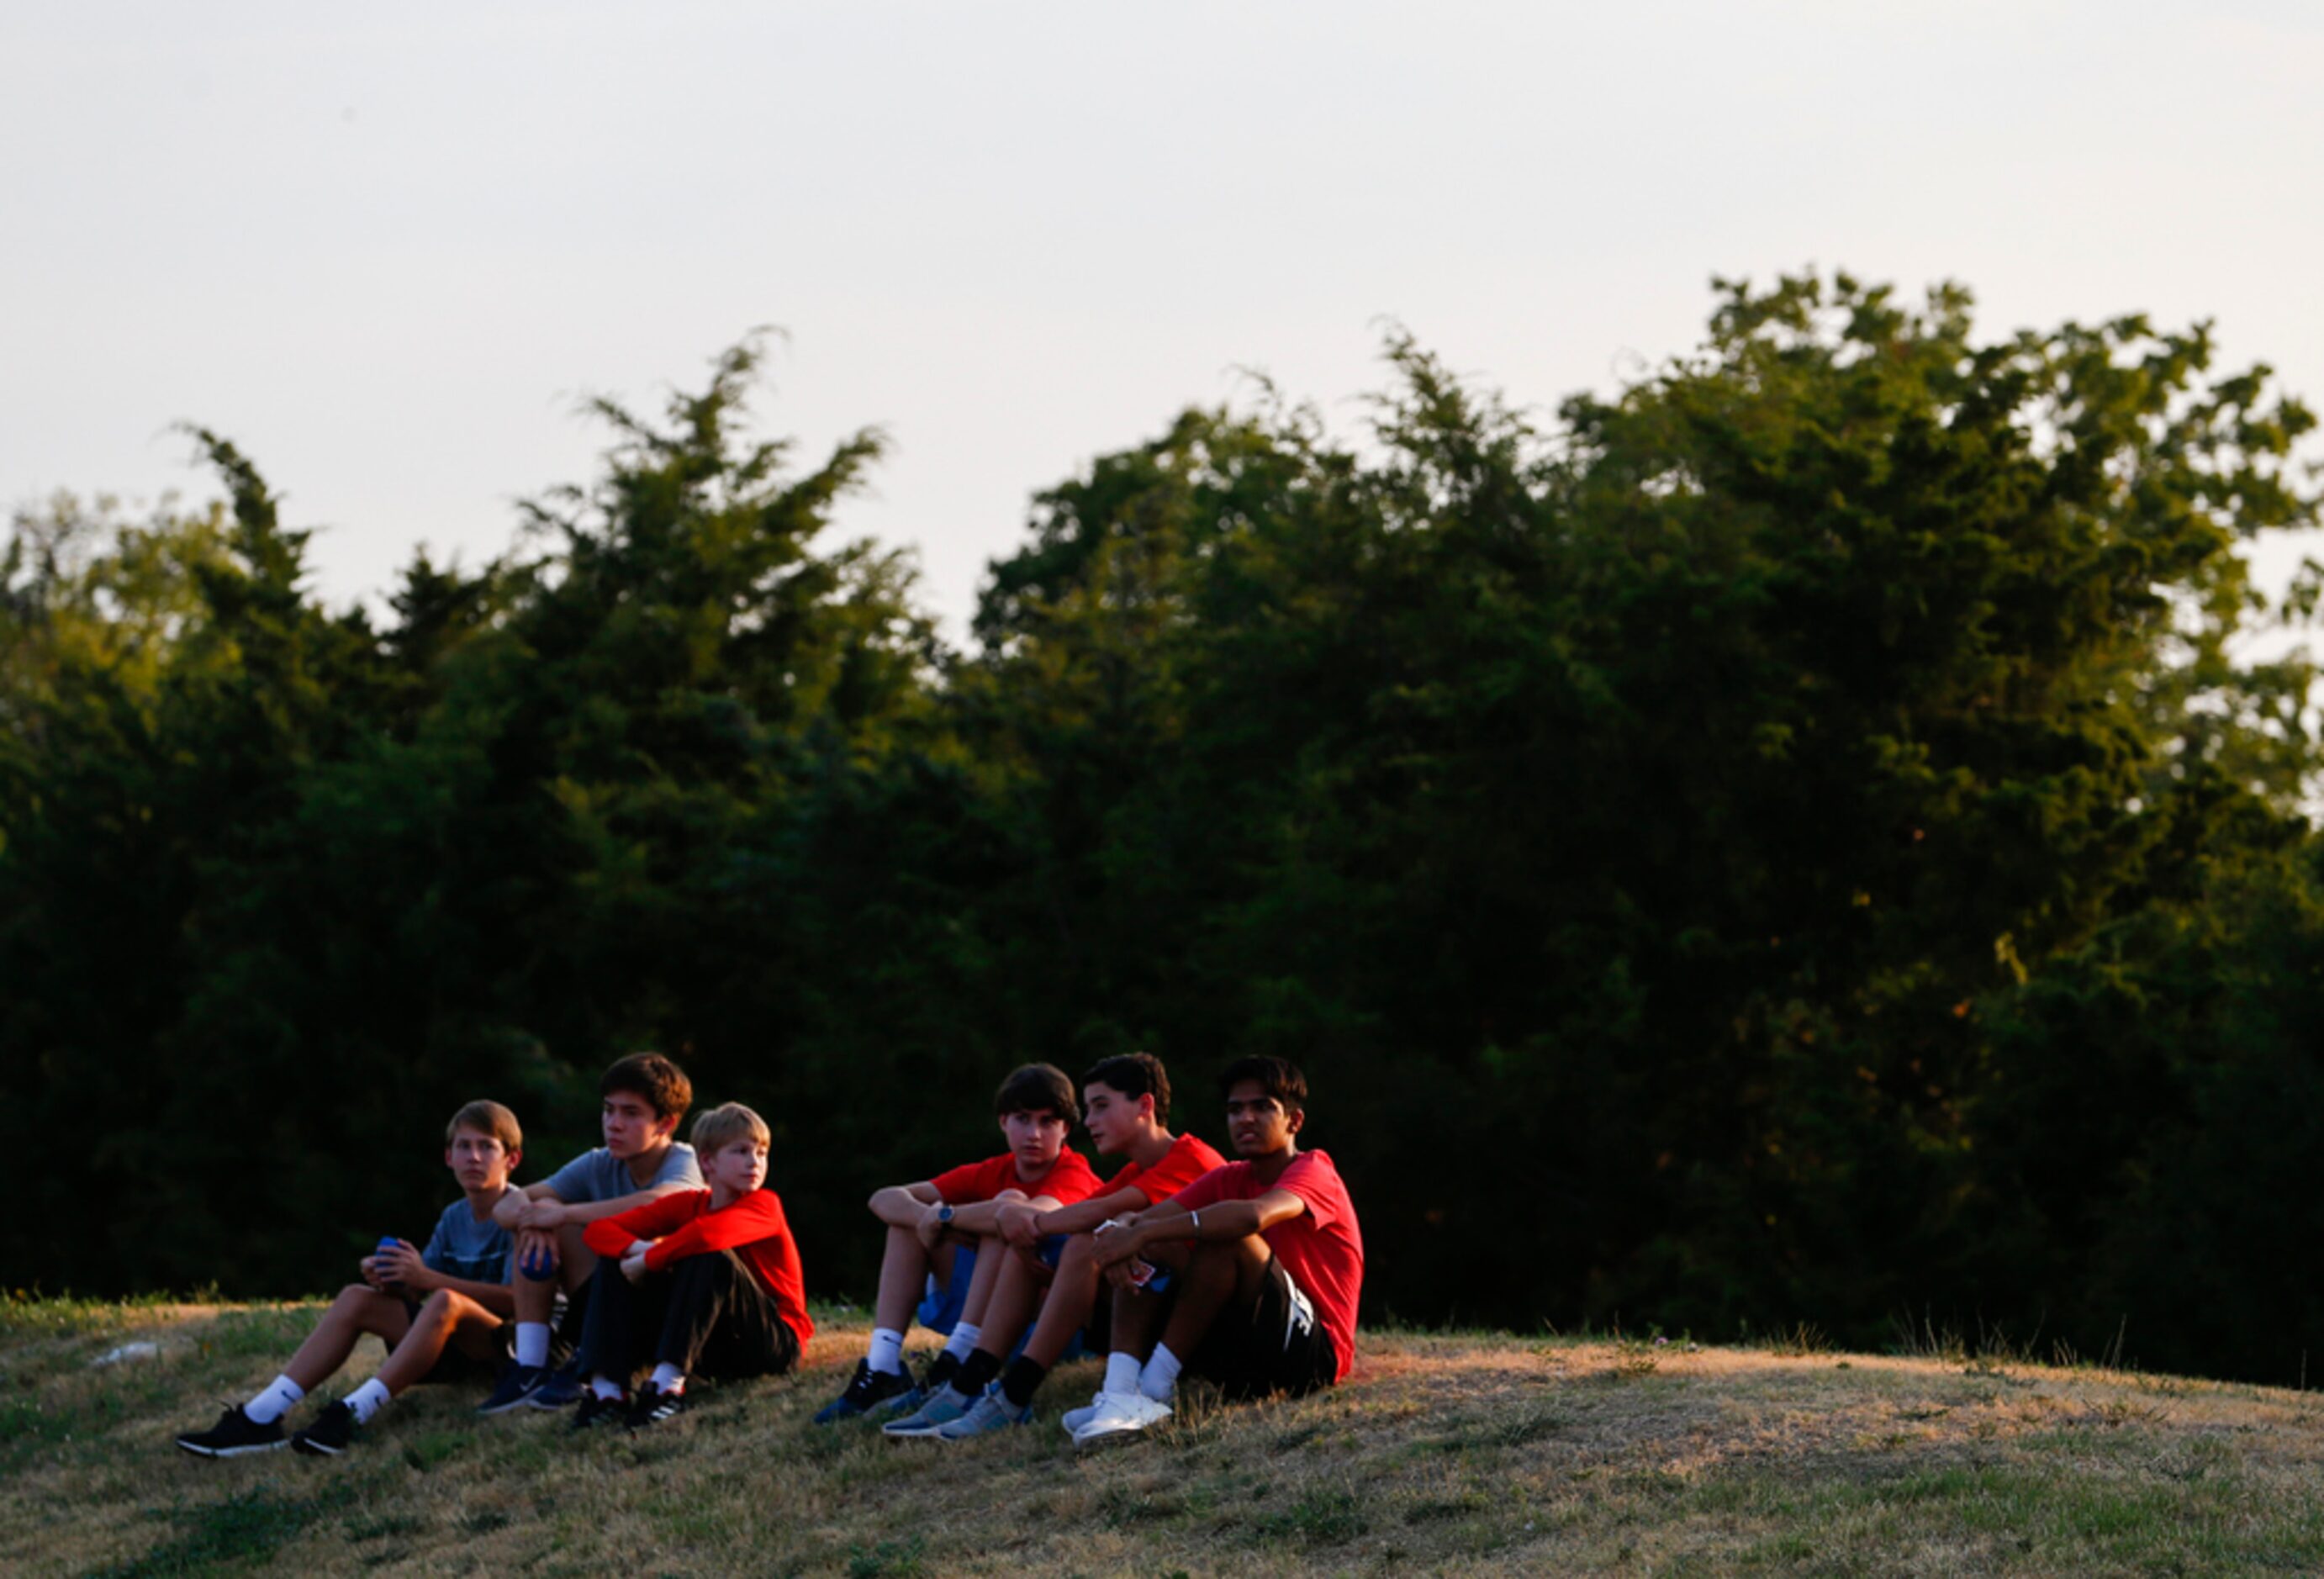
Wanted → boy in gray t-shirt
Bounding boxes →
[174,1101,527,1459]
[479,1053,703,1413]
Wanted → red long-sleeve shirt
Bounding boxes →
[583,1187,814,1349]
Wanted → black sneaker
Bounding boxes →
[175,1403,286,1458]
[289,1400,357,1457]
[626,1382,689,1430]
[571,1391,628,1432]
[812,1360,916,1424]
[476,1362,547,1416]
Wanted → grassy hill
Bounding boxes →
[10,1295,2324,1575]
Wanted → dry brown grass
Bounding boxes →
[12,1297,2324,1575]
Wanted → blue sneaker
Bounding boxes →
[813,1360,916,1424]
[527,1364,585,1411]
[932,1388,1033,1440]
[476,1363,547,1416]
[882,1386,975,1438]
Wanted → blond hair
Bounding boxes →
[692,1101,770,1158]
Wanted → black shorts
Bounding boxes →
[1186,1250,1339,1402]
[397,1300,502,1386]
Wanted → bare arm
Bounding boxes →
[1097,1189,1306,1268]
[869,1182,943,1229]
[504,1182,689,1232]
[940,1189,1041,1239]
[492,1184,555,1229]
[1000,1185,1150,1248]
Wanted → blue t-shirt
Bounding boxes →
[421,1196,515,1286]
[540,1142,701,1205]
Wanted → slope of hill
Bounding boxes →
[9,1297,2324,1575]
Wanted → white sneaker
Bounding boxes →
[1070,1391,1172,1445]
[1059,1391,1108,1434]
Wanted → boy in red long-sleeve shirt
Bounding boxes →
[571,1102,812,1429]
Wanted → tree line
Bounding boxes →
[7,274,2322,1384]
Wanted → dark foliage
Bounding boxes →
[4,281,2320,1383]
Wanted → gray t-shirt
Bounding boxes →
[421,1196,515,1286]
[540,1142,702,1205]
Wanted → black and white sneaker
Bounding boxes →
[571,1391,628,1432]
[626,1382,689,1430]
[289,1400,357,1457]
[811,1360,916,1424]
[174,1403,286,1457]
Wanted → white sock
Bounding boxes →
[244,1374,304,1424]
[868,1327,907,1376]
[1139,1343,1183,1402]
[942,1323,982,1362]
[649,1362,686,1395]
[591,1375,625,1401]
[345,1378,391,1424]
[514,1323,552,1370]
[1104,1351,1144,1397]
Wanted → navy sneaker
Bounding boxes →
[812,1360,916,1424]
[289,1400,357,1457]
[527,1364,585,1411]
[174,1403,285,1458]
[476,1362,548,1416]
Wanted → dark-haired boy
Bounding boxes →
[478,1052,703,1413]
[885,1052,1223,1439]
[814,1063,1103,1423]
[568,1102,814,1428]
[1076,1056,1363,1444]
[174,1101,526,1458]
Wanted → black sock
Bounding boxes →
[953,1349,1002,1397]
[922,1351,959,1392]
[1000,1355,1048,1409]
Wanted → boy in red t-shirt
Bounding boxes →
[568,1102,813,1429]
[1078,1056,1363,1444]
[814,1064,1102,1423]
[882,1053,1224,1439]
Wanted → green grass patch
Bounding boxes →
[94,1485,351,1577]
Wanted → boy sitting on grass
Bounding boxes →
[478,1052,703,1413]
[884,1052,1223,1439]
[173,1100,526,1458]
[567,1101,813,1428]
[1075,1056,1364,1444]
[813,1063,1101,1423]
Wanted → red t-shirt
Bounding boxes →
[930,1148,1102,1207]
[582,1187,814,1349]
[1104,1132,1228,1207]
[1174,1149,1363,1382]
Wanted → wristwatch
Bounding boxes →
[936,1204,954,1225]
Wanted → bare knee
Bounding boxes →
[1187,1235,1265,1291]
[416,1289,475,1327]
[329,1284,394,1323]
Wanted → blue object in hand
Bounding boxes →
[376,1237,405,1293]
[519,1242,557,1281]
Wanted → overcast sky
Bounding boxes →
[6,2,2319,641]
